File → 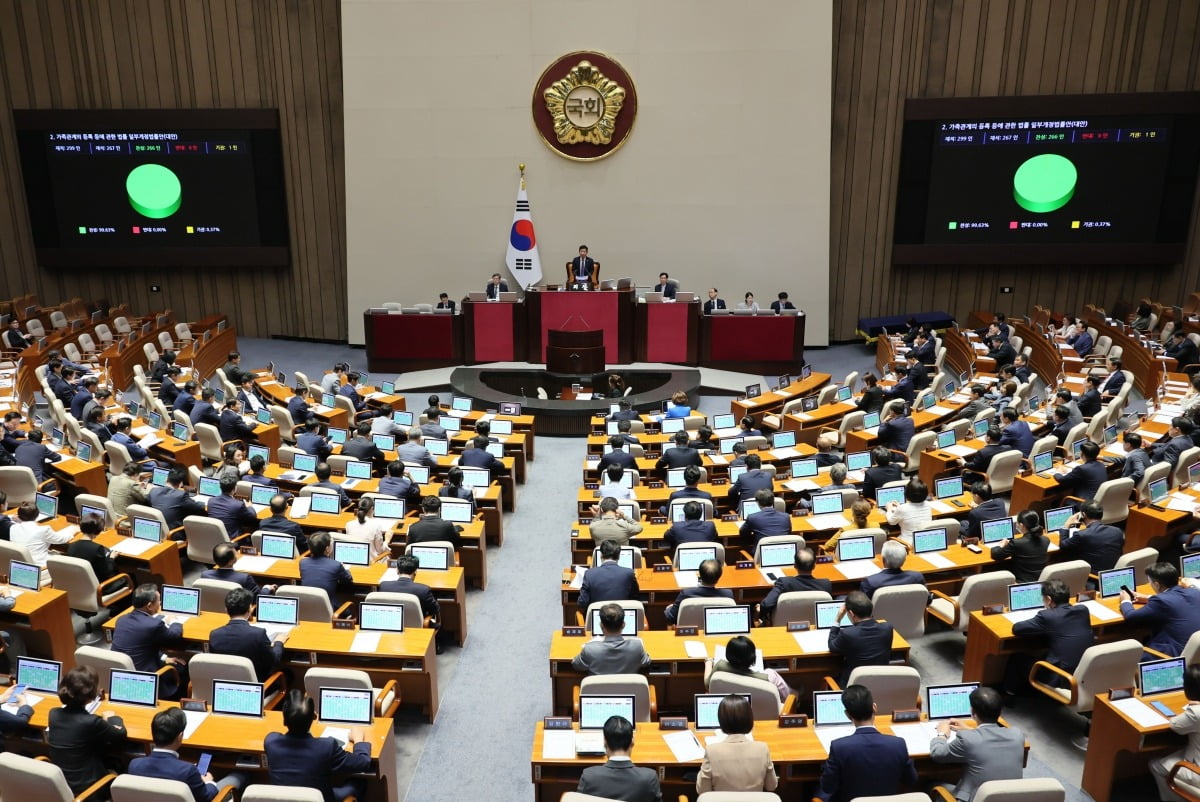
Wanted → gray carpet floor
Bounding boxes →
[222,337,1159,801]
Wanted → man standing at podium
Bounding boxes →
[485,273,509,300]
[569,244,596,289]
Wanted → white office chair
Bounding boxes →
[302,666,401,719]
[188,653,285,709]
[46,555,132,644]
[833,665,922,715]
[872,583,929,640]
[771,591,832,627]
[111,774,235,802]
[242,786,324,802]
[927,571,1015,632]
[276,585,348,621]
[677,596,736,629]
[579,600,647,630]
[575,674,657,722]
[0,752,115,802]
[193,577,242,614]
[75,645,178,697]
[1037,560,1092,596]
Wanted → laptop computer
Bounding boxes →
[161,584,200,619]
[772,431,797,449]
[259,532,297,560]
[836,535,875,562]
[675,546,717,572]
[1097,566,1136,599]
[862,411,881,432]
[1140,657,1186,696]
[290,453,318,478]
[373,497,406,520]
[1182,552,1200,580]
[172,422,189,442]
[846,450,871,472]
[669,501,711,522]
[254,595,298,642]
[666,469,689,488]
[1031,450,1054,475]
[392,410,415,427]
[256,407,273,425]
[490,419,513,436]
[310,492,341,515]
[813,600,843,629]
[75,441,93,463]
[249,484,278,511]
[212,679,264,717]
[812,690,853,727]
[576,695,636,755]
[926,682,979,720]
[8,560,40,593]
[440,416,462,433]
[441,501,473,523]
[426,438,449,457]
[247,444,270,464]
[109,669,159,706]
[791,458,818,478]
[329,427,348,446]
[499,402,522,416]
[661,418,685,434]
[16,656,62,693]
[34,492,57,522]
[372,433,397,452]
[729,466,748,484]
[759,541,797,570]
[935,429,956,450]
[332,540,371,566]
[971,418,990,438]
[811,492,845,516]
[980,517,1014,544]
[912,527,949,554]
[318,687,373,725]
[132,516,164,543]
[359,601,405,632]
[693,692,752,731]
[1148,477,1170,506]
[1044,506,1074,533]
[875,485,905,508]
[407,466,431,485]
[196,476,221,502]
[703,605,752,636]
[1006,582,1044,622]
[409,544,451,570]
[344,460,372,483]
[459,467,490,489]
[588,607,638,636]
[935,476,963,500]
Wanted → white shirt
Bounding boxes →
[343,517,388,559]
[598,482,632,500]
[10,521,73,567]
[885,501,934,539]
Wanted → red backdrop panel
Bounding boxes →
[707,316,796,361]
[370,314,456,359]
[472,303,516,362]
[539,292,620,362]
[645,303,691,363]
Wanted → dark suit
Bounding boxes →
[598,449,637,472]
[570,256,596,283]
[608,409,641,421]
[207,493,258,537]
[111,608,182,673]
[739,508,792,542]
[652,282,676,299]
[577,759,662,802]
[1000,420,1034,456]
[3,328,30,349]
[148,486,207,530]
[129,750,218,802]
[174,393,196,415]
[663,519,718,549]
[485,280,509,300]
[856,386,884,413]
[1053,459,1107,502]
[988,342,1017,366]
[877,416,914,453]
[312,479,351,508]
[1059,522,1124,573]
[860,568,925,598]
[48,373,77,406]
[989,534,1049,583]
[299,555,353,602]
[436,299,456,311]
[828,618,894,686]
[200,566,259,593]
[287,395,313,426]
[909,339,936,365]
[908,362,930,391]
[1,427,25,454]
[259,514,308,551]
[963,497,1009,539]
[728,468,774,502]
[460,446,505,477]
[342,437,384,465]
[703,298,727,315]
[965,444,1010,474]
[1168,337,1200,370]
[48,705,127,795]
[159,379,181,406]
[379,575,440,619]
[1101,370,1126,397]
[1120,585,1200,656]
[264,732,373,802]
[296,432,333,462]
[770,300,796,313]
[664,585,735,623]
[882,377,915,405]
[760,574,834,621]
[408,517,462,550]
[339,383,366,412]
[862,464,902,500]
[113,431,150,463]
[1152,434,1194,468]
[578,561,640,610]
[68,538,118,583]
[14,440,60,481]
[656,447,702,470]
[190,401,219,427]
[70,389,94,421]
[817,726,917,802]
[209,618,283,682]
[1011,604,1093,672]
[1077,388,1102,418]
[1069,329,1094,357]
[219,409,256,445]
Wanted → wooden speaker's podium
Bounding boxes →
[546,328,604,375]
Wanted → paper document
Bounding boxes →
[131,425,155,437]
[138,434,162,448]
[845,470,865,483]
[183,710,209,739]
[683,640,709,659]
[1080,600,1122,622]
[929,500,956,515]
[943,444,976,457]
[793,629,831,653]
[570,568,587,589]
[1102,443,1125,457]
[289,498,312,518]
[771,448,800,461]
[890,721,945,755]
[541,731,576,759]
[814,725,856,754]
[674,571,698,589]
[110,538,156,556]
[233,556,279,573]
[1167,494,1199,513]
[836,561,881,580]
[921,552,956,570]
[791,412,812,422]
[707,454,727,465]
[1003,609,1040,624]
[350,632,382,653]
[927,405,953,415]
[662,730,705,762]
[379,568,399,583]
[806,513,850,531]
[321,726,351,743]
[785,479,820,493]
[1111,697,1169,728]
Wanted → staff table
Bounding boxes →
[362,309,463,372]
[1083,690,1186,802]
[0,585,75,668]
[700,313,806,374]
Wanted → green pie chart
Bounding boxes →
[126,163,182,219]
[1012,153,1077,213]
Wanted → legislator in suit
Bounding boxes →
[128,749,220,802]
[568,246,597,286]
[485,274,509,299]
[860,567,925,598]
[653,274,677,299]
[14,436,60,482]
[572,634,651,675]
[111,606,184,674]
[663,518,719,550]
[209,617,283,682]
[1011,603,1093,674]
[460,443,505,477]
[299,538,354,603]
[264,730,373,802]
[379,574,440,620]
[739,507,791,543]
[218,407,256,445]
[817,725,917,802]
[577,759,661,802]
[1121,581,1200,656]
[1058,519,1124,574]
[989,532,1049,584]
[930,721,1025,801]
[48,702,126,795]
[828,607,894,687]
[727,467,774,502]
[697,733,778,794]
[578,559,639,611]
[149,484,207,530]
[1052,458,1107,502]
[962,496,1008,539]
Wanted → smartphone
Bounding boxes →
[1150,700,1175,717]
[196,752,213,777]
[7,684,26,698]
[965,544,983,554]
[1121,585,1134,598]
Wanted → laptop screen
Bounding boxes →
[589,607,638,636]
[9,560,40,591]
[250,485,278,506]
[332,540,370,566]
[1031,450,1054,474]
[79,504,108,528]
[345,460,372,480]
[1103,424,1118,445]
[1098,567,1136,599]
[109,669,158,706]
[846,451,871,471]
[814,600,842,629]
[330,428,348,446]
[75,441,92,462]
[836,386,852,403]
[407,466,430,485]
[451,396,472,412]
[441,502,473,523]
[745,384,761,398]
[1140,657,1186,696]
[712,414,735,429]
[172,422,189,442]
[392,410,414,427]
[1070,439,1086,462]
[607,547,636,571]
[372,434,397,451]
[374,498,406,520]
[718,437,740,454]
[212,679,264,717]
[440,416,461,432]
[485,443,504,458]
[310,493,341,515]
[319,687,373,725]
[381,380,396,395]
[459,467,490,489]
[256,595,298,626]
[811,492,845,515]
[791,459,817,478]
[837,536,875,562]
[410,545,451,570]
[935,476,963,499]
[17,657,61,693]
[675,546,717,572]
[35,492,57,520]
[197,477,220,498]
[972,419,990,438]
[813,691,852,726]
[149,411,163,429]
[1182,553,1200,580]
[704,605,751,635]
[499,402,522,416]
[875,486,905,507]
[729,466,748,484]
[247,444,270,463]
[694,692,752,730]
[863,411,881,429]
[132,517,163,542]
[260,533,296,559]
[936,430,956,449]
[926,683,979,719]
[661,418,685,434]
[1149,477,1169,505]
[256,407,272,425]
[162,585,200,616]
[760,541,797,568]
[1044,506,1074,532]
[773,431,797,448]
[913,527,948,554]
[666,469,687,488]
[321,392,337,408]
[1008,582,1044,612]
[670,501,710,522]
[578,695,635,730]
[981,517,1014,544]
[359,602,405,632]
[739,499,760,520]
[921,393,936,410]
[425,438,449,456]
[292,454,317,473]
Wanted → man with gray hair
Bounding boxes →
[860,540,925,598]
[396,427,437,469]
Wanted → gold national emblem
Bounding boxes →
[543,61,626,146]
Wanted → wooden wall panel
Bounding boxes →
[0,0,345,341]
[830,0,1200,341]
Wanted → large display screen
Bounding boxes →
[892,92,1200,264]
[14,109,289,267]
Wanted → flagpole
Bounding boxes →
[519,162,525,190]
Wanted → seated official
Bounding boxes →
[862,445,902,501]
[218,398,256,447]
[655,430,702,470]
[664,558,733,624]
[770,291,795,313]
[189,388,220,427]
[576,716,661,802]
[611,419,639,445]
[48,665,127,796]
[419,408,448,441]
[311,462,351,508]
[1,410,26,454]
[203,542,275,594]
[129,707,247,801]
[11,500,73,566]
[207,475,258,537]
[297,421,334,462]
[663,500,719,550]
[727,442,749,467]
[214,444,246,486]
[259,494,309,551]
[606,373,627,399]
[572,602,651,675]
[949,384,989,423]
[961,482,1008,542]
[690,425,718,451]
[856,373,884,414]
[990,509,1050,584]
[338,371,368,414]
[378,459,418,502]
[112,416,156,469]
[438,467,477,513]
[300,532,353,604]
[1151,664,1200,802]
[588,496,643,547]
[407,496,464,551]
[108,461,150,516]
[860,541,926,598]
[876,401,915,453]
[697,694,778,793]
[221,351,252,386]
[702,288,726,315]
[159,366,184,406]
[1150,417,1196,469]
[653,272,676,299]
[379,554,440,623]
[242,454,274,487]
[608,399,640,421]
[320,361,349,395]
[661,464,713,516]
[265,690,372,802]
[816,685,916,802]
[209,587,285,682]
[14,428,60,482]
[567,245,596,287]
[758,547,833,625]
[705,635,791,702]
[884,478,933,541]
[397,429,438,470]
[68,517,125,589]
[83,407,113,447]
[819,499,872,553]
[828,591,894,686]
[665,391,694,419]
[287,383,314,427]
[737,292,760,312]
[173,381,200,416]
[111,584,188,696]
[70,376,98,420]
[739,488,791,544]
[149,465,206,533]
[1052,440,1106,503]
[344,496,388,560]
[1060,500,1124,576]
[1077,375,1103,419]
[999,406,1034,456]
[460,434,505,478]
[435,292,456,311]
[237,376,266,416]
[1120,561,1200,658]
[578,539,640,612]
[1109,431,1150,487]
[964,427,1010,475]
[1054,388,1083,429]
[727,454,773,502]
[881,365,914,405]
[3,318,32,349]
[597,463,633,501]
[930,687,1025,801]
[1003,578,1093,696]
[813,431,843,467]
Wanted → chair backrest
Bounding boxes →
[984,452,1024,496]
[277,585,334,621]
[404,540,458,565]
[270,405,296,442]
[126,503,169,530]
[302,667,374,702]
[695,794,783,802]
[972,779,1065,802]
[157,331,174,352]
[175,322,193,341]
[242,786,326,802]
[45,555,101,614]
[75,645,135,692]
[903,431,937,472]
[582,600,647,631]
[843,371,859,392]
[1072,638,1142,712]
[773,591,832,626]
[363,591,426,628]
[194,422,225,462]
[111,774,196,802]
[1029,435,1057,461]
[1179,630,1200,666]
[952,571,1017,630]
[1139,461,1172,500]
[194,577,242,614]
[849,794,931,802]
[1037,559,1092,595]
[0,540,35,582]
[189,653,258,704]
[1175,446,1200,487]
[173,410,195,435]
[1114,547,1158,586]
[74,493,115,527]
[333,394,357,416]
[708,671,783,719]
[63,342,83,363]
[844,665,921,714]
[672,543,726,567]
[752,535,805,565]
[95,323,113,343]
[872,583,928,640]
[579,674,652,722]
[0,751,76,802]
[1093,477,1135,524]
[104,440,133,477]
[183,515,233,564]
[143,342,159,365]
[25,319,46,338]
[677,596,736,628]
[0,466,39,505]
[816,385,837,406]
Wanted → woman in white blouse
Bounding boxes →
[884,478,933,541]
[737,292,759,313]
[1152,663,1200,802]
[343,496,388,560]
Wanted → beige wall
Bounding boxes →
[343,0,833,346]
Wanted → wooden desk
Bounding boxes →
[547,627,909,716]
[363,309,463,372]
[46,454,107,497]
[1083,690,1186,802]
[731,372,832,427]
[700,314,806,374]
[0,586,75,667]
[95,530,184,586]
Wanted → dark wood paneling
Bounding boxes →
[0,0,345,341]
[830,0,1200,340]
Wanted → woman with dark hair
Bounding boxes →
[48,665,127,795]
[697,694,778,792]
[705,635,792,702]
[438,466,477,513]
[265,689,373,802]
[1131,302,1154,333]
[856,373,884,414]
[990,509,1050,582]
[606,373,626,399]
[343,496,387,559]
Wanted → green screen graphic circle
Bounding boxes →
[1012,153,1077,213]
[126,164,182,219]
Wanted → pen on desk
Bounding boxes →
[690,731,702,751]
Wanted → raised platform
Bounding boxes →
[449,367,702,436]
